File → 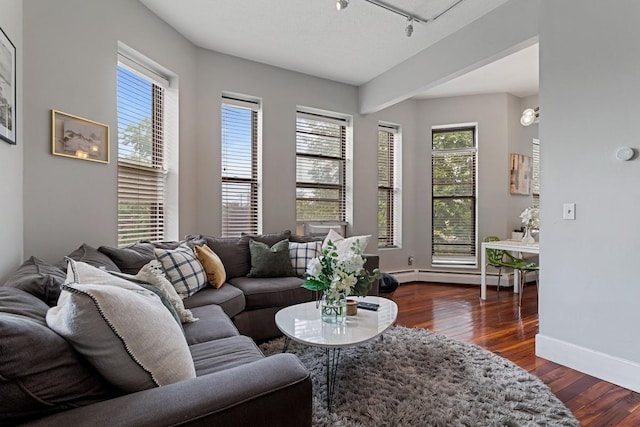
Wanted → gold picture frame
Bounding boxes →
[509,153,532,195]
[51,110,109,163]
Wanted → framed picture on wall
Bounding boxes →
[51,110,110,163]
[509,153,532,195]
[0,26,16,145]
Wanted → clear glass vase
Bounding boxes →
[522,226,535,244]
[320,292,347,324]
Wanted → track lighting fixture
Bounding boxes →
[336,0,349,11]
[405,17,414,37]
[334,0,465,38]
[520,107,539,126]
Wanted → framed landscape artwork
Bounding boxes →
[509,153,532,195]
[0,26,16,145]
[51,110,110,163]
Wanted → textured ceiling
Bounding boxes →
[140,0,537,98]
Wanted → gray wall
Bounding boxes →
[0,0,23,282]
[17,0,538,274]
[22,0,198,262]
[537,0,640,391]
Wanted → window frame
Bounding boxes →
[116,56,168,247]
[378,123,401,249]
[532,138,540,208]
[431,125,478,267]
[221,95,260,237]
[295,110,347,224]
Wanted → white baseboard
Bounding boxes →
[536,334,640,393]
[388,269,514,287]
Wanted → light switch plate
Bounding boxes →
[563,203,576,220]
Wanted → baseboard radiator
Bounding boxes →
[387,269,515,287]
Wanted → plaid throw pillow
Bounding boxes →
[289,241,322,276]
[154,244,208,298]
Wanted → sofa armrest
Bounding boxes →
[363,254,380,296]
[25,354,311,427]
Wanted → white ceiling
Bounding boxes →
[140,0,538,100]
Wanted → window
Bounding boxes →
[378,124,401,248]
[532,138,540,208]
[296,111,346,222]
[116,58,168,246]
[431,126,477,265]
[221,96,259,237]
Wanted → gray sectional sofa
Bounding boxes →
[0,230,379,426]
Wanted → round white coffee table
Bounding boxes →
[275,296,398,410]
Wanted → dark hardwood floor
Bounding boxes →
[391,282,640,427]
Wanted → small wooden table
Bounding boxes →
[480,239,539,300]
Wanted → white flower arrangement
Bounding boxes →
[302,240,380,302]
[520,206,540,230]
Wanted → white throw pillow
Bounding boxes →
[323,229,371,255]
[289,241,322,276]
[115,260,198,323]
[47,264,195,392]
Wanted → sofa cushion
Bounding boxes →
[0,288,115,425]
[56,243,121,272]
[183,304,239,345]
[3,256,66,306]
[228,276,311,310]
[241,230,292,247]
[290,234,324,243]
[194,244,226,288]
[189,235,251,279]
[190,335,264,377]
[289,240,322,276]
[98,242,156,274]
[247,239,295,278]
[183,285,246,318]
[47,264,196,392]
[155,244,209,298]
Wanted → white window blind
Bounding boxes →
[117,61,167,246]
[432,127,477,265]
[532,139,540,208]
[378,124,400,248]
[221,96,259,237]
[296,111,346,222]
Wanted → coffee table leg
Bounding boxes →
[325,348,341,411]
[282,337,290,353]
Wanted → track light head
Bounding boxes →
[520,107,539,126]
[405,18,414,37]
[336,0,349,11]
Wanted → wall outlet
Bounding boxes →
[563,203,576,220]
[408,256,414,266]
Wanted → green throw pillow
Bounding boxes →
[247,239,295,278]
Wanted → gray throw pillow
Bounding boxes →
[56,243,121,273]
[98,242,156,274]
[3,256,66,306]
[0,288,115,425]
[247,239,296,278]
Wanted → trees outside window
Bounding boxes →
[431,127,477,265]
[117,63,166,246]
[296,112,346,222]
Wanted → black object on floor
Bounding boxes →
[379,272,399,295]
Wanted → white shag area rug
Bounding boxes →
[260,326,578,426]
